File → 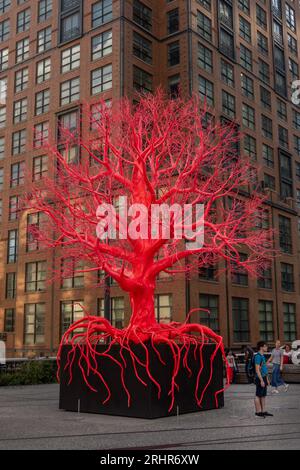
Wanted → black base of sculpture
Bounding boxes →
[59,343,224,419]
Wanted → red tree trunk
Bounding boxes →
[128,287,156,329]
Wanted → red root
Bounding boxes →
[57,315,230,412]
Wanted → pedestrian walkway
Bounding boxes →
[0,383,299,450]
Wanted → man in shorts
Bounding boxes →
[254,341,273,418]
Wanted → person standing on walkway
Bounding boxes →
[254,341,273,418]
[268,340,289,394]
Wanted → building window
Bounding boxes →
[168,74,180,98]
[237,0,249,14]
[279,215,292,254]
[61,12,81,43]
[17,8,31,33]
[0,1,11,14]
[91,64,112,95]
[258,265,272,289]
[222,90,235,119]
[242,103,255,129]
[199,262,217,281]
[98,297,125,328]
[7,229,18,263]
[288,33,297,56]
[0,136,4,159]
[0,48,9,71]
[133,32,152,64]
[281,263,294,292]
[61,44,80,73]
[133,66,152,93]
[240,44,252,71]
[15,67,29,92]
[167,8,179,34]
[9,195,19,221]
[259,301,274,342]
[13,98,27,123]
[61,300,84,335]
[34,121,49,148]
[24,303,45,345]
[286,4,296,32]
[279,151,293,198]
[0,106,6,128]
[244,134,256,160]
[256,4,267,29]
[6,272,16,299]
[278,125,288,149]
[260,86,271,110]
[263,173,275,191]
[198,43,212,72]
[61,257,84,288]
[25,261,46,292]
[58,110,79,140]
[92,0,113,28]
[38,0,52,22]
[10,161,24,187]
[278,99,287,121]
[197,11,212,41]
[241,73,254,99]
[257,31,268,56]
[198,75,214,106]
[0,167,3,190]
[221,59,234,87]
[283,303,297,341]
[199,294,219,332]
[35,89,50,115]
[232,298,249,343]
[61,0,80,12]
[33,155,48,181]
[273,19,283,45]
[16,37,29,63]
[0,19,10,42]
[133,0,152,31]
[261,115,272,139]
[26,212,40,251]
[4,308,14,332]
[262,144,274,168]
[239,16,251,43]
[60,77,80,105]
[259,59,270,84]
[91,31,112,61]
[37,26,52,52]
[36,57,51,84]
[12,129,26,155]
[155,294,172,323]
[231,253,248,286]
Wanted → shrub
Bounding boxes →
[0,360,57,386]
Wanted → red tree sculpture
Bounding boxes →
[26,89,273,411]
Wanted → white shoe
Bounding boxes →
[284,384,289,392]
[271,389,279,394]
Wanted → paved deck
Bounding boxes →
[0,383,299,450]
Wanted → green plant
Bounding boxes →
[0,360,57,386]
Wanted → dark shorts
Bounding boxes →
[255,376,268,398]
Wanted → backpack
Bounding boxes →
[252,353,264,378]
[247,353,264,382]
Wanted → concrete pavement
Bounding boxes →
[0,383,299,450]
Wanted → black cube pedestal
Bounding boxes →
[59,343,224,419]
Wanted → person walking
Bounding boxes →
[268,340,289,394]
[254,341,273,418]
[243,345,255,384]
[226,349,238,384]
